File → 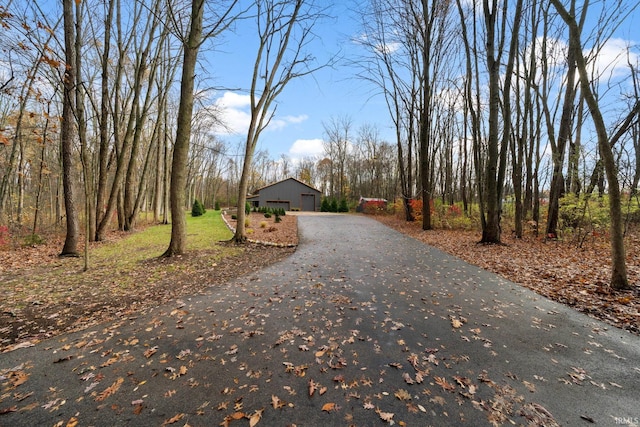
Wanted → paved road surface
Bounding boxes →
[1,214,639,426]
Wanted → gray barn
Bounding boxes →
[247,178,321,212]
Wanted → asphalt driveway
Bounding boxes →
[1,214,639,426]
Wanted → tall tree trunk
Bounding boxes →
[480,0,521,243]
[95,0,153,240]
[551,0,632,290]
[95,0,114,241]
[567,95,584,195]
[456,0,485,230]
[123,13,164,230]
[544,1,590,238]
[60,0,80,257]
[32,102,52,236]
[162,0,204,256]
[163,115,171,225]
[154,110,164,222]
[460,106,469,215]
[546,4,581,238]
[17,137,24,224]
[75,0,92,268]
[418,0,432,231]
[480,0,502,243]
[95,0,127,241]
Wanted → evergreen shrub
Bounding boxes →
[191,199,205,217]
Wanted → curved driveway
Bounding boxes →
[1,214,639,426]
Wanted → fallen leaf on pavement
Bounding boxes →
[395,389,412,401]
[271,395,286,409]
[95,377,124,402]
[161,413,184,426]
[322,402,337,412]
[248,409,264,427]
[376,408,395,424]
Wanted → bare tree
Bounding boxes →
[163,0,240,256]
[0,5,59,223]
[551,0,639,290]
[322,115,352,200]
[356,0,457,225]
[233,0,329,242]
[95,0,167,239]
[59,0,80,257]
[628,59,640,198]
[544,0,585,238]
[295,156,317,186]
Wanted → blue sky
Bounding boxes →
[198,0,640,162]
[200,0,393,161]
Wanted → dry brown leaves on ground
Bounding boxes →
[0,232,295,352]
[375,215,640,335]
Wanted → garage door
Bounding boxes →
[301,194,316,211]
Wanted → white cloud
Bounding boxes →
[211,92,308,135]
[282,114,308,124]
[269,114,309,131]
[376,41,401,55]
[590,38,638,79]
[289,138,325,159]
[211,92,251,135]
[216,91,251,109]
[352,30,401,55]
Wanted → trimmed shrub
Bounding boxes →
[245,202,251,215]
[214,200,221,210]
[191,199,205,217]
[321,198,330,212]
[260,221,268,228]
[338,198,349,213]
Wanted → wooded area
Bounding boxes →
[0,0,639,289]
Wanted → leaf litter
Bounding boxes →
[0,216,588,426]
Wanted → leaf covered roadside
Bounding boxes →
[0,212,295,353]
[375,216,639,335]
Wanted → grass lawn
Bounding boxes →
[86,209,235,271]
[0,209,299,350]
[3,210,235,304]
